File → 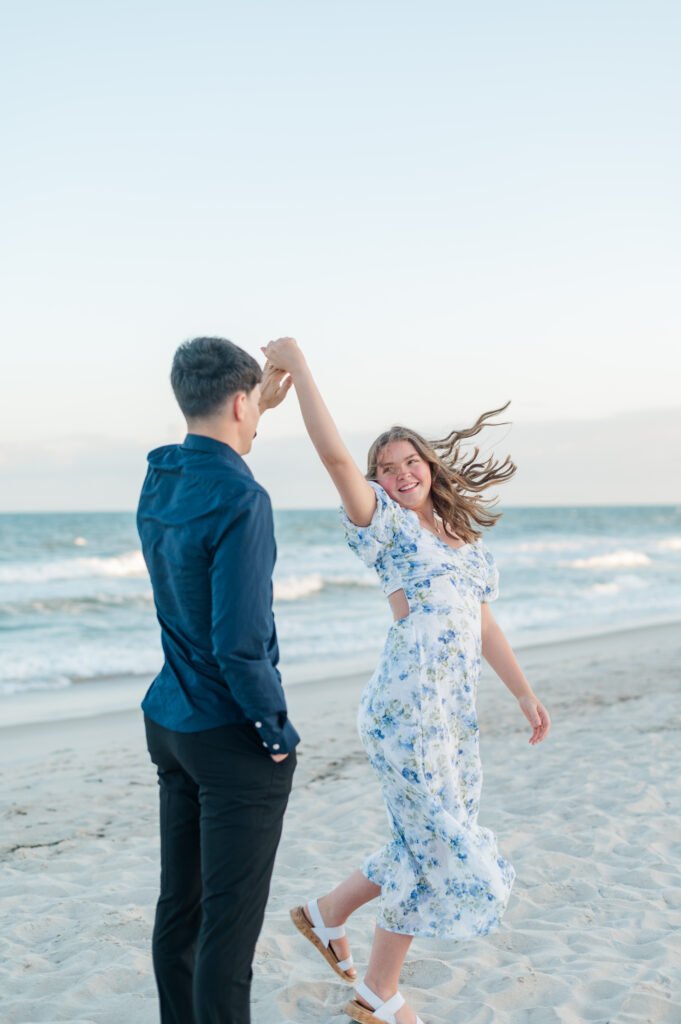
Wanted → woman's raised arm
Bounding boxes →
[261,338,376,527]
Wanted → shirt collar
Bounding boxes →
[181,434,253,478]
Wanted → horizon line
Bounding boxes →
[1,501,679,516]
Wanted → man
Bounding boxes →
[138,336,300,1024]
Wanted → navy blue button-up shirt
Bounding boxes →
[137,433,300,754]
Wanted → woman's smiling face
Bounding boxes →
[375,440,432,510]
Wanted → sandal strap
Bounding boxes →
[377,993,406,1021]
[355,982,405,1023]
[307,899,346,948]
[336,955,354,971]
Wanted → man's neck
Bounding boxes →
[185,419,244,455]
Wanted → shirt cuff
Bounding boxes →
[251,712,300,754]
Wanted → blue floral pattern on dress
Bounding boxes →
[340,481,514,938]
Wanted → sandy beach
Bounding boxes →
[1,621,680,1023]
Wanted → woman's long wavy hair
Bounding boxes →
[366,402,516,544]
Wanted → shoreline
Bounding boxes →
[2,616,680,742]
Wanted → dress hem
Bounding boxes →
[372,916,508,941]
[360,862,510,941]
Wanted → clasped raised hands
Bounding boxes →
[258,359,294,412]
[261,337,305,375]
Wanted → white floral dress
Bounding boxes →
[340,482,515,938]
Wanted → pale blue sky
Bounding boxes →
[1,1,679,506]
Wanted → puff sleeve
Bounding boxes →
[339,482,407,595]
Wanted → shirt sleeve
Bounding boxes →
[210,489,300,754]
[339,481,407,571]
[480,542,500,602]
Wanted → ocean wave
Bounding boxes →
[0,550,148,584]
[0,644,161,689]
[568,550,652,570]
[274,574,324,601]
[0,676,73,697]
[515,539,593,552]
[273,573,377,602]
[659,536,681,551]
[589,582,620,596]
[0,592,154,616]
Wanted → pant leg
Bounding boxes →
[179,724,296,1024]
[145,716,202,1024]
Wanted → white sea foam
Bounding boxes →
[516,539,592,552]
[274,574,324,601]
[73,537,88,547]
[590,582,620,596]
[273,573,378,601]
[327,575,378,589]
[569,550,652,570]
[0,675,72,696]
[0,643,161,689]
[659,536,681,551]
[0,551,148,584]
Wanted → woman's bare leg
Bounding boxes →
[355,926,419,1024]
[364,924,413,996]
[318,869,380,921]
[302,870,380,979]
[304,874,422,1020]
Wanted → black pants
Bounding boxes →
[144,715,296,1024]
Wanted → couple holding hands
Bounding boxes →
[138,336,550,1024]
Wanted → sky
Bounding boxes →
[1,1,679,508]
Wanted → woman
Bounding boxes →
[262,338,551,1024]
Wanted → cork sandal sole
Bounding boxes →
[343,998,384,1023]
[289,905,356,982]
[344,986,425,1024]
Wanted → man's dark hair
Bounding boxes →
[170,337,262,419]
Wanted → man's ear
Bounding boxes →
[232,391,247,423]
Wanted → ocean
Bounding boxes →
[1,505,679,714]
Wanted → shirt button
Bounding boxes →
[273,744,280,751]
[255,721,262,729]
[263,742,268,748]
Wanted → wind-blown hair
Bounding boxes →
[366,402,516,544]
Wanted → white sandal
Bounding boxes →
[289,898,356,981]
[344,981,425,1024]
